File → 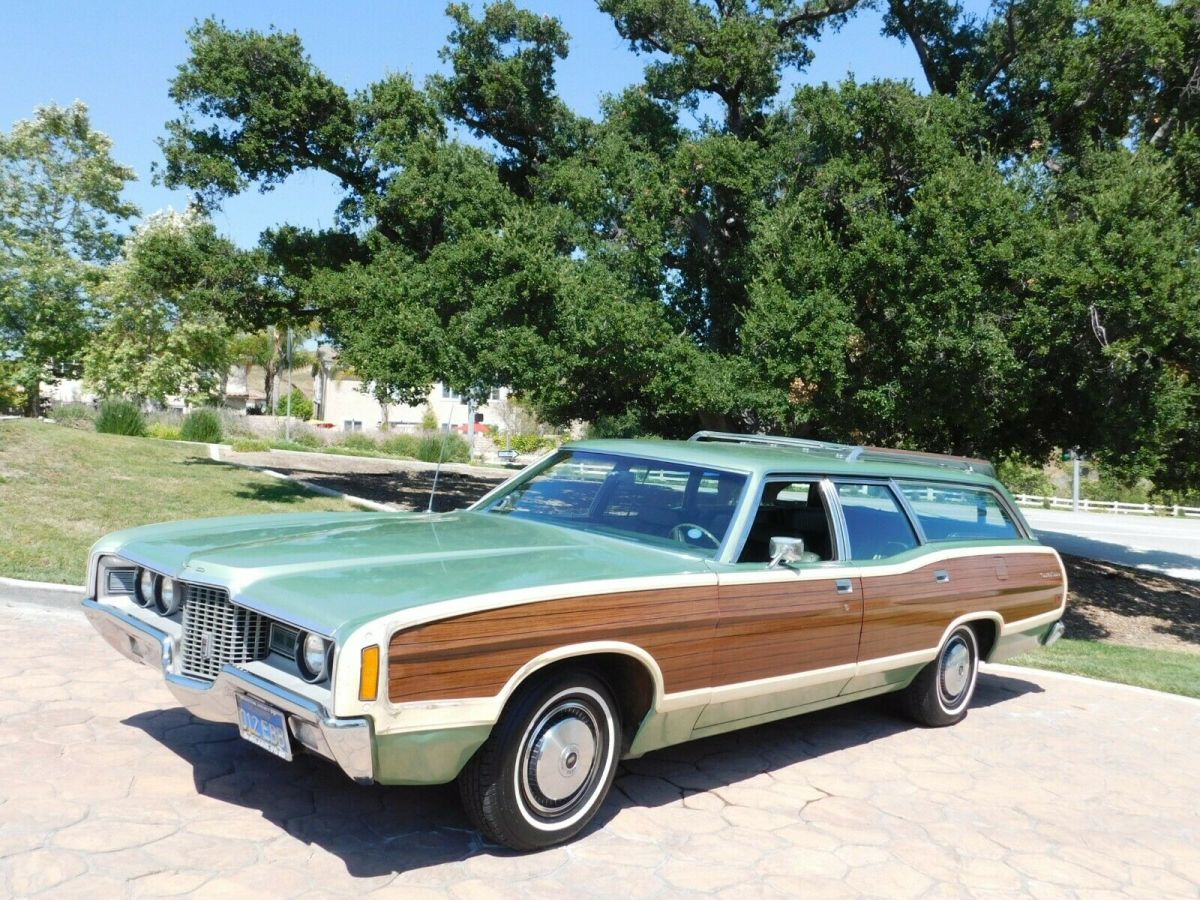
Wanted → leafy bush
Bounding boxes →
[180,408,223,443]
[419,433,469,463]
[380,432,470,463]
[585,409,644,439]
[271,424,322,449]
[231,438,270,452]
[95,399,146,437]
[51,402,95,429]
[147,422,182,441]
[506,433,556,454]
[1081,475,1152,504]
[995,457,1054,496]
[274,387,314,421]
[337,433,380,454]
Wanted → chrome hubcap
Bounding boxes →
[941,638,971,699]
[523,702,599,814]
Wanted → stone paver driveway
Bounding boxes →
[1,603,1197,899]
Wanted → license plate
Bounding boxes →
[236,694,293,761]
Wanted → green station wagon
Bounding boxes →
[84,432,1066,849]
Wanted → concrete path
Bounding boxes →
[2,603,1198,898]
[1023,508,1200,581]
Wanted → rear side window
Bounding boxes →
[897,482,1020,542]
[836,483,919,560]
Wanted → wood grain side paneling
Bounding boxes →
[388,586,718,703]
[712,578,863,684]
[857,551,1063,660]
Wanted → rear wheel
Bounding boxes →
[899,624,979,727]
[458,671,622,850]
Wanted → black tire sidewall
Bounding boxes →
[475,672,622,850]
[934,625,979,718]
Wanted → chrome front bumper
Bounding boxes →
[82,599,375,784]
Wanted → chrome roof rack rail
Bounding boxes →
[688,431,859,459]
[687,431,996,478]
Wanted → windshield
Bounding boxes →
[479,450,748,557]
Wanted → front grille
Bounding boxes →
[180,583,270,680]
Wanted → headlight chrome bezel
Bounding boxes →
[298,632,333,683]
[133,567,182,617]
[135,568,156,609]
[156,576,180,616]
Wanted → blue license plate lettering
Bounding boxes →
[235,695,293,761]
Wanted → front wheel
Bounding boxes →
[898,624,980,727]
[458,671,622,850]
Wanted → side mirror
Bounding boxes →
[768,536,806,569]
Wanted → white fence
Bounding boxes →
[1013,494,1200,518]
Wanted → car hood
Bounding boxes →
[93,510,713,638]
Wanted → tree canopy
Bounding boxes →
[83,210,264,403]
[156,1,1200,490]
[0,102,137,413]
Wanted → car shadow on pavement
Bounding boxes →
[121,671,1042,875]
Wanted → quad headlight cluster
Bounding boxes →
[134,567,181,616]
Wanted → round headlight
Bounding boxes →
[136,569,156,608]
[156,577,180,616]
[299,633,331,683]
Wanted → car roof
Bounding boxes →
[566,438,1002,488]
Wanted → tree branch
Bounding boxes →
[1150,52,1200,148]
[974,2,1018,97]
[887,1,942,94]
[776,0,861,33]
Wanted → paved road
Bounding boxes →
[1022,508,1200,581]
[2,603,1199,898]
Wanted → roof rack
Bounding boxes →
[687,431,996,478]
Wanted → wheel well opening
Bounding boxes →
[533,654,656,753]
[969,619,998,661]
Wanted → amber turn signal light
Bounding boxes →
[358,645,380,702]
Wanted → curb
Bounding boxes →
[228,445,513,479]
[0,576,84,611]
[213,444,399,512]
[257,468,399,513]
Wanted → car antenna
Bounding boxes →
[427,395,456,513]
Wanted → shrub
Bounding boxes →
[274,387,314,421]
[51,402,95,429]
[995,457,1054,496]
[231,438,270,452]
[507,433,555,454]
[272,423,322,449]
[380,432,470,463]
[180,408,223,444]
[421,405,438,430]
[95,399,146,437]
[585,409,644,439]
[338,433,380,454]
[147,422,182,441]
[418,433,469,463]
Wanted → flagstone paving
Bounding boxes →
[1,602,1197,898]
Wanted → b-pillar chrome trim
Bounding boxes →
[82,598,375,784]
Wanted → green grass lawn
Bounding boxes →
[0,419,359,585]
[1009,639,1200,699]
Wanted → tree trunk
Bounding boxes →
[23,379,40,418]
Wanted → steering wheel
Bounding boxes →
[669,522,720,549]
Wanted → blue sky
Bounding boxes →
[1,1,988,247]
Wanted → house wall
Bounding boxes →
[321,379,509,433]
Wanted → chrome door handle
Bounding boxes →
[835,579,853,594]
[934,569,950,583]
